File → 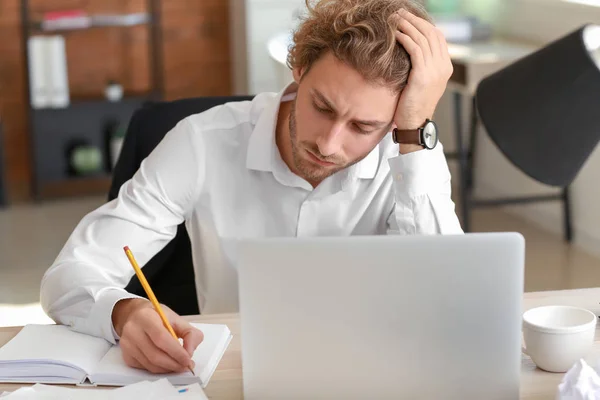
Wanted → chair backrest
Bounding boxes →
[109,95,255,315]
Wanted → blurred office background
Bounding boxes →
[1,0,600,326]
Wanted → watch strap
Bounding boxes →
[392,127,422,145]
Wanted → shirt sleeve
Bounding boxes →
[386,142,463,235]
[40,118,205,344]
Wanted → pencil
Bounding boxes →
[123,246,196,376]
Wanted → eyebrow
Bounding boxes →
[311,89,388,129]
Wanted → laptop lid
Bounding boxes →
[237,232,525,400]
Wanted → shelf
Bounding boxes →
[39,175,112,199]
[29,13,151,34]
[21,1,162,201]
[71,91,155,103]
[30,92,155,111]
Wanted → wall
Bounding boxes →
[229,0,249,95]
[0,0,232,201]
[229,0,305,95]
[441,0,600,256]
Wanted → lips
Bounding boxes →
[305,149,336,167]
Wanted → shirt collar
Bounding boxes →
[246,81,381,182]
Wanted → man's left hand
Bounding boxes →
[393,9,453,153]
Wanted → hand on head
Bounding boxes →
[392,8,453,131]
[392,8,453,155]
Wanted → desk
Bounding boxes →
[2,288,600,399]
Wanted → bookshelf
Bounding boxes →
[20,0,163,200]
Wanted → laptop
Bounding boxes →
[236,232,525,400]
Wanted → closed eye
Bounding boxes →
[314,102,333,115]
[353,123,373,135]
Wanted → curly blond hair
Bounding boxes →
[288,0,431,93]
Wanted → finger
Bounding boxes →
[140,330,190,372]
[434,28,454,77]
[132,341,175,374]
[435,28,451,62]
[400,9,439,57]
[395,30,424,69]
[146,322,192,368]
[120,338,146,370]
[122,351,145,370]
[398,12,428,62]
[121,335,172,374]
[172,318,205,357]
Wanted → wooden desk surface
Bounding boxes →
[2,288,600,399]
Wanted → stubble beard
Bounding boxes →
[288,100,349,184]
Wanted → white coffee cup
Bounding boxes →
[522,305,597,373]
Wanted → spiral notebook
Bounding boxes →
[0,323,231,387]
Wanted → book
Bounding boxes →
[41,10,91,31]
[27,35,70,109]
[46,35,70,108]
[0,323,232,388]
[27,36,50,109]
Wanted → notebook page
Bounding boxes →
[0,325,112,375]
[89,346,199,386]
[188,323,232,385]
[90,323,231,387]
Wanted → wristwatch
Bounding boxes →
[392,119,439,150]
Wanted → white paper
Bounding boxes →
[557,359,600,400]
[174,383,209,399]
[0,379,208,399]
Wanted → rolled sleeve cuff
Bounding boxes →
[94,288,143,344]
[387,145,449,197]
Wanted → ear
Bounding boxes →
[292,66,305,84]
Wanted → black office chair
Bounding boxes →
[108,95,255,316]
[458,25,600,242]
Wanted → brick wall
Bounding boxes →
[0,0,232,201]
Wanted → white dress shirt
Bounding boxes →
[40,83,463,344]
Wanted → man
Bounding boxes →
[41,0,462,375]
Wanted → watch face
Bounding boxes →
[422,120,438,149]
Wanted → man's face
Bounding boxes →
[289,52,398,185]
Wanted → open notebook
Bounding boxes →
[0,323,232,387]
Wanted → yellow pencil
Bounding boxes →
[123,246,195,376]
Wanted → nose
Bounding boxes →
[316,122,344,157]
